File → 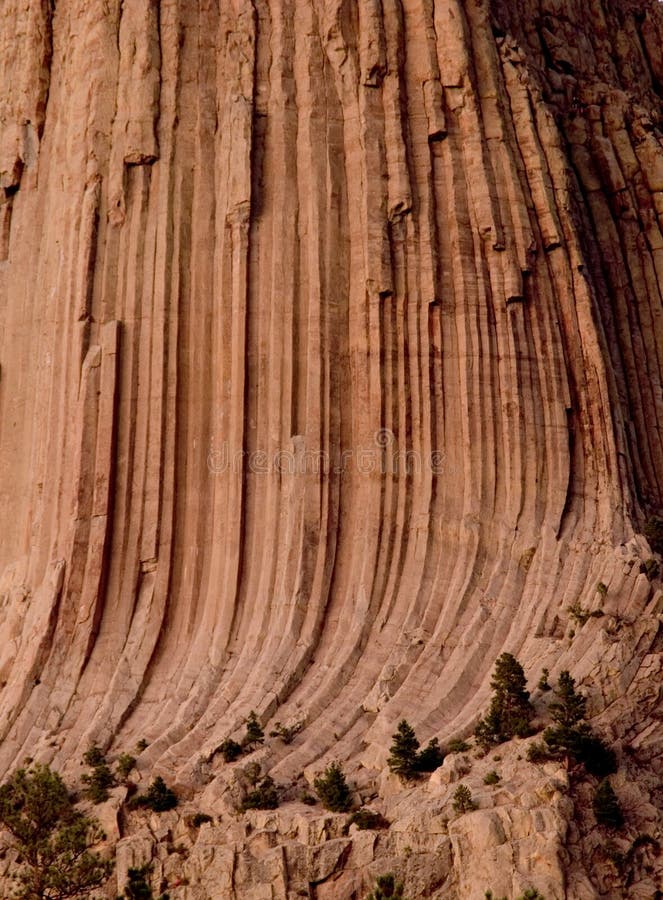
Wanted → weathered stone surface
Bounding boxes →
[0,0,662,896]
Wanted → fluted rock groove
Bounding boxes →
[0,0,662,897]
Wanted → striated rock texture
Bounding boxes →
[0,0,662,896]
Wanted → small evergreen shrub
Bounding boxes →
[593,779,624,829]
[241,775,279,811]
[366,873,405,900]
[219,738,243,763]
[596,582,608,597]
[120,865,153,899]
[243,761,262,786]
[537,669,551,691]
[268,721,303,744]
[452,784,476,814]
[300,792,317,806]
[82,745,106,768]
[483,770,500,785]
[567,602,592,626]
[447,738,470,753]
[526,742,549,763]
[313,762,352,812]
[136,739,149,752]
[243,711,264,748]
[117,754,136,780]
[82,763,116,804]
[131,776,178,812]
[348,808,390,830]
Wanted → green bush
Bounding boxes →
[82,763,116,804]
[593,780,624,829]
[131,776,178,812]
[366,873,405,899]
[452,784,476,814]
[117,754,136,780]
[537,669,551,692]
[268,721,302,744]
[526,742,549,763]
[120,865,153,899]
[0,764,112,899]
[348,809,390,830]
[475,654,534,749]
[483,770,500,785]
[313,762,352,812]
[447,738,471,753]
[567,602,592,626]
[243,761,262,786]
[218,738,243,763]
[241,775,279,811]
[243,711,264,748]
[82,745,106,768]
[300,792,317,806]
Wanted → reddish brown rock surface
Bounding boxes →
[0,0,662,896]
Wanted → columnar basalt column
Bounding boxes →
[0,1,661,894]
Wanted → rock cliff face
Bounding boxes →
[0,0,662,897]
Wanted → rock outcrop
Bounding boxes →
[0,0,662,896]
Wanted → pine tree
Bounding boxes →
[130,776,178,812]
[387,720,420,779]
[0,764,112,899]
[542,672,617,777]
[82,762,116,804]
[366,873,405,899]
[219,738,242,762]
[241,775,279,811]
[117,753,136,780]
[244,711,264,747]
[452,784,476,814]
[313,762,352,812]
[122,866,153,899]
[549,671,586,729]
[416,738,444,773]
[475,654,534,748]
[593,780,624,829]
